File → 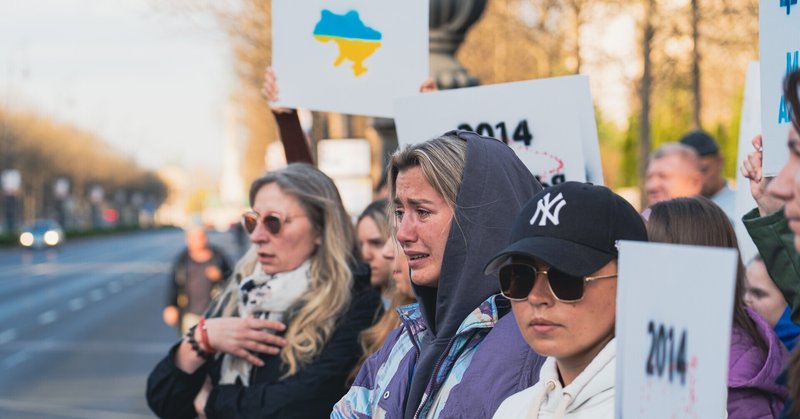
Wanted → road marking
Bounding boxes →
[0,329,17,345]
[68,297,85,311]
[0,398,155,419]
[107,281,122,293]
[37,310,58,325]
[0,340,169,354]
[89,289,104,301]
[1,351,29,369]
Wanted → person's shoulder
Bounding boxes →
[492,384,540,418]
[172,248,190,263]
[350,261,371,288]
[348,265,382,311]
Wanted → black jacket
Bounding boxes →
[167,245,232,318]
[147,264,381,419]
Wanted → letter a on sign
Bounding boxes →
[530,192,567,226]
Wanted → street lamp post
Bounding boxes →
[372,0,487,166]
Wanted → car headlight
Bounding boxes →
[44,231,60,246]
[20,232,34,247]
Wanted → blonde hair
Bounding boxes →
[210,163,357,377]
[348,291,415,384]
[387,133,468,221]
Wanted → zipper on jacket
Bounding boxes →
[413,329,480,419]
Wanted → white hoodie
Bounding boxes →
[492,338,615,419]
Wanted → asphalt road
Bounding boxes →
[0,228,244,419]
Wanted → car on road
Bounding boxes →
[19,219,65,249]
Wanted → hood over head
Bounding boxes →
[404,130,542,418]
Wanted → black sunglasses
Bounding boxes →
[498,262,617,302]
[241,211,290,235]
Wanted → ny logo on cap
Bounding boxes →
[530,192,566,226]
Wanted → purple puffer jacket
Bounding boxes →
[728,307,789,418]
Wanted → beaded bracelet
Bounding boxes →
[185,324,214,360]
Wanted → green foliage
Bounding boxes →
[608,86,745,190]
[620,115,641,188]
[716,90,745,179]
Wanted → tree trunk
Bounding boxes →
[571,0,582,74]
[639,0,655,209]
[691,0,701,129]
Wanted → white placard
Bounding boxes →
[393,76,603,187]
[1,170,21,195]
[759,1,800,176]
[89,186,104,204]
[735,62,761,263]
[616,241,737,419]
[272,0,428,117]
[53,177,70,200]
[332,177,373,217]
[317,139,371,177]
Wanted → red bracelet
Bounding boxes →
[198,317,215,353]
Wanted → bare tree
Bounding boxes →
[638,0,656,208]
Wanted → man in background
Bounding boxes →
[681,130,735,218]
[644,142,703,208]
[163,227,232,335]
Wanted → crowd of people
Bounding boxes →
[144,67,800,418]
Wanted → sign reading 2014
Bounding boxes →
[394,76,606,187]
[616,242,738,419]
[456,119,566,188]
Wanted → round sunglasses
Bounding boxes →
[498,262,617,302]
[241,210,306,235]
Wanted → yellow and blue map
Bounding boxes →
[313,10,382,77]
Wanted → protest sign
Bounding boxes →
[393,76,603,187]
[616,241,737,419]
[735,62,761,263]
[317,139,373,216]
[759,0,800,175]
[272,0,428,117]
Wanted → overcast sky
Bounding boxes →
[0,0,234,175]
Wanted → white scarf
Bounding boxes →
[219,260,311,386]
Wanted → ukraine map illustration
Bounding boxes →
[313,10,382,77]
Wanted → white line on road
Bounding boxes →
[0,397,154,419]
[37,310,58,325]
[1,351,29,369]
[0,329,17,346]
[89,289,104,301]
[68,297,85,311]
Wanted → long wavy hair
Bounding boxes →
[348,289,415,384]
[207,163,358,377]
[646,196,767,356]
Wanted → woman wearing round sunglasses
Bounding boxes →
[147,163,381,419]
[647,197,787,418]
[487,182,647,418]
[333,130,545,418]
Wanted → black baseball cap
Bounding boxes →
[679,130,719,156]
[484,182,647,277]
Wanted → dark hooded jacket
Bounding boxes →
[332,130,544,418]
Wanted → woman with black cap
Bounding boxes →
[487,182,648,418]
